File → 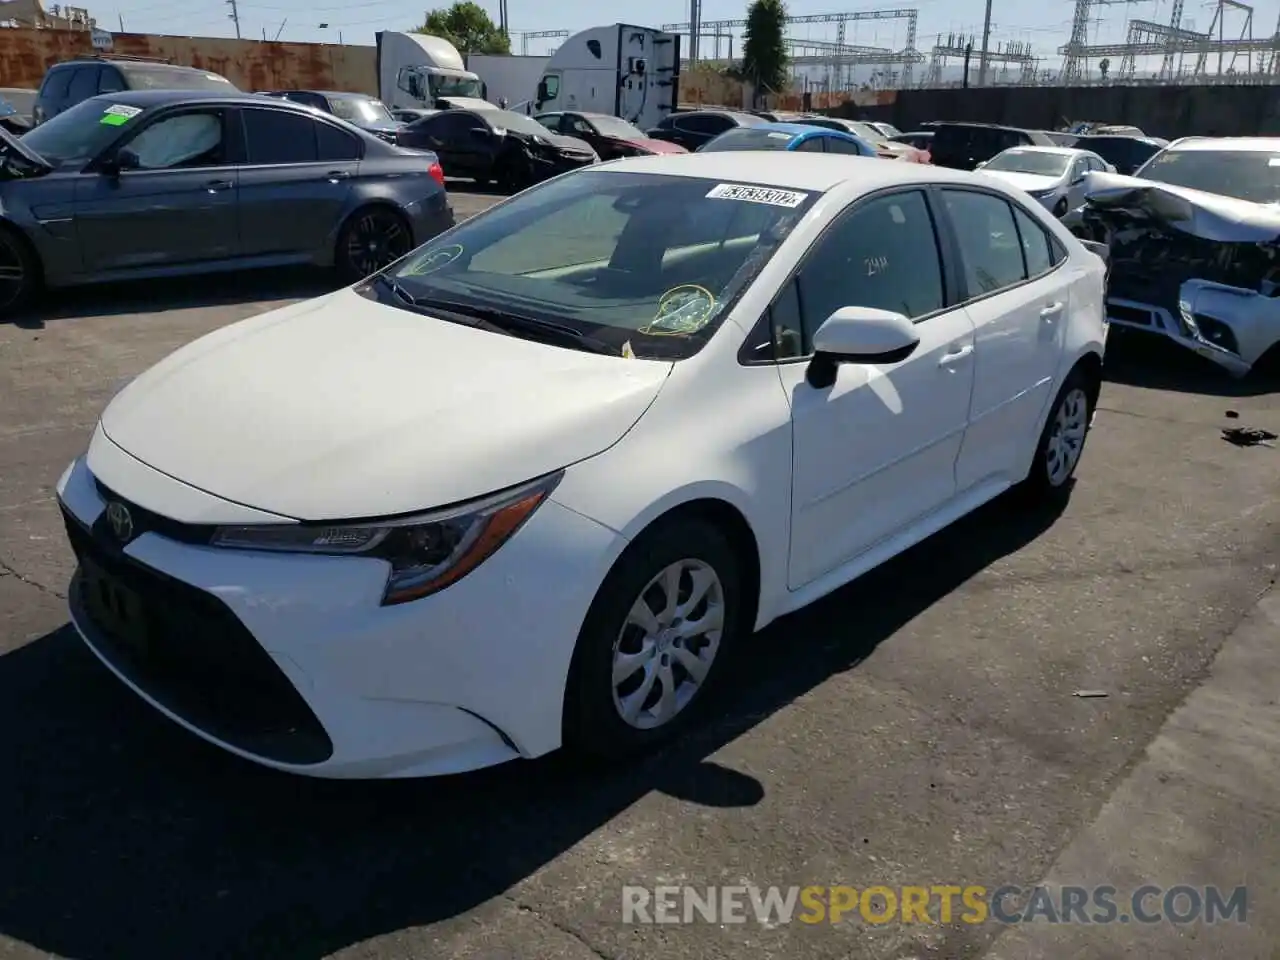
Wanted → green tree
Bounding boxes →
[414,2,510,54]
[741,0,789,97]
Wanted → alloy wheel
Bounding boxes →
[345,211,411,278]
[1046,387,1089,486]
[611,558,725,730]
[0,233,28,311]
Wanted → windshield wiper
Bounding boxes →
[381,282,619,356]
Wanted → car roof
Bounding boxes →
[79,89,326,110]
[591,151,992,193]
[997,145,1087,157]
[52,59,213,73]
[752,121,847,136]
[1165,136,1280,152]
[931,121,1029,132]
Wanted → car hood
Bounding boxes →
[357,118,405,133]
[534,131,595,154]
[981,170,1063,192]
[0,124,51,173]
[622,136,686,154]
[98,288,673,521]
[1080,170,1280,243]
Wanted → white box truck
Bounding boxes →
[528,24,679,131]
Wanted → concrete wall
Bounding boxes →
[0,28,377,94]
[849,84,1280,138]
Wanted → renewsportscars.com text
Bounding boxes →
[622,884,1248,925]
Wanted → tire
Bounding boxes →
[562,517,746,760]
[1020,369,1094,500]
[0,224,40,319]
[496,150,533,194]
[334,207,413,285]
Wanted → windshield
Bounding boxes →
[589,115,646,139]
[1135,148,1280,204]
[330,96,394,124]
[701,128,797,152]
[120,67,235,91]
[427,73,484,99]
[383,171,816,360]
[985,150,1069,176]
[19,97,140,164]
[486,109,554,137]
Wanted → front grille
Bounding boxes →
[64,510,333,765]
[93,478,215,546]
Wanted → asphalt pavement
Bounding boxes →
[1,188,1279,959]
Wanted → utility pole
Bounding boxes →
[227,0,241,38]
[976,0,993,86]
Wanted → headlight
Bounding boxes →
[210,472,562,605]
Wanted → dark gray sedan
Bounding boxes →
[0,89,455,314]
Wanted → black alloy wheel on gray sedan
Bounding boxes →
[336,208,413,284]
[0,226,37,316]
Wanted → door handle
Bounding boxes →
[1040,302,1064,318]
[938,344,974,367]
[326,170,352,181]
[204,178,232,192]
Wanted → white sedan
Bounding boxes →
[56,153,1108,779]
[976,145,1114,217]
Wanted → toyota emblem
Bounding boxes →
[105,501,134,543]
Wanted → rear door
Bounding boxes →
[234,106,360,259]
[74,106,239,273]
[940,188,1071,489]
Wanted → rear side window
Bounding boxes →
[940,189,1027,296]
[1010,205,1053,277]
[316,121,361,161]
[241,108,318,163]
[67,65,100,102]
[40,68,73,99]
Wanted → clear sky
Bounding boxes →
[102,0,1280,71]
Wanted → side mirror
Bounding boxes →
[103,147,140,175]
[806,306,920,388]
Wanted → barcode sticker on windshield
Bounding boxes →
[706,183,808,207]
[103,104,141,118]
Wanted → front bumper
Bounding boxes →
[1105,278,1257,378]
[56,453,623,778]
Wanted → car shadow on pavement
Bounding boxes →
[0,491,1065,959]
[3,269,339,330]
[1102,330,1279,398]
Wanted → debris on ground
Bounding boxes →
[1074,690,1109,698]
[1222,426,1278,448]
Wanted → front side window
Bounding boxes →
[40,68,73,99]
[788,190,945,355]
[825,136,868,155]
[383,171,818,360]
[97,67,126,94]
[941,189,1027,296]
[794,137,825,153]
[126,111,224,169]
[538,74,560,100]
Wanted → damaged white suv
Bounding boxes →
[1070,136,1280,378]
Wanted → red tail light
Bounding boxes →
[428,160,445,187]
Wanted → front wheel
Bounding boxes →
[334,208,413,284]
[1021,370,1094,499]
[0,225,39,318]
[562,518,745,760]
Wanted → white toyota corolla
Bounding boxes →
[57,153,1107,779]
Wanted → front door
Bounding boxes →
[235,106,358,259]
[773,188,977,589]
[938,188,1072,489]
[74,107,238,274]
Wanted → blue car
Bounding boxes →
[697,121,877,156]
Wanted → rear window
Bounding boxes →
[120,67,236,91]
[40,67,73,99]
[700,128,797,152]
